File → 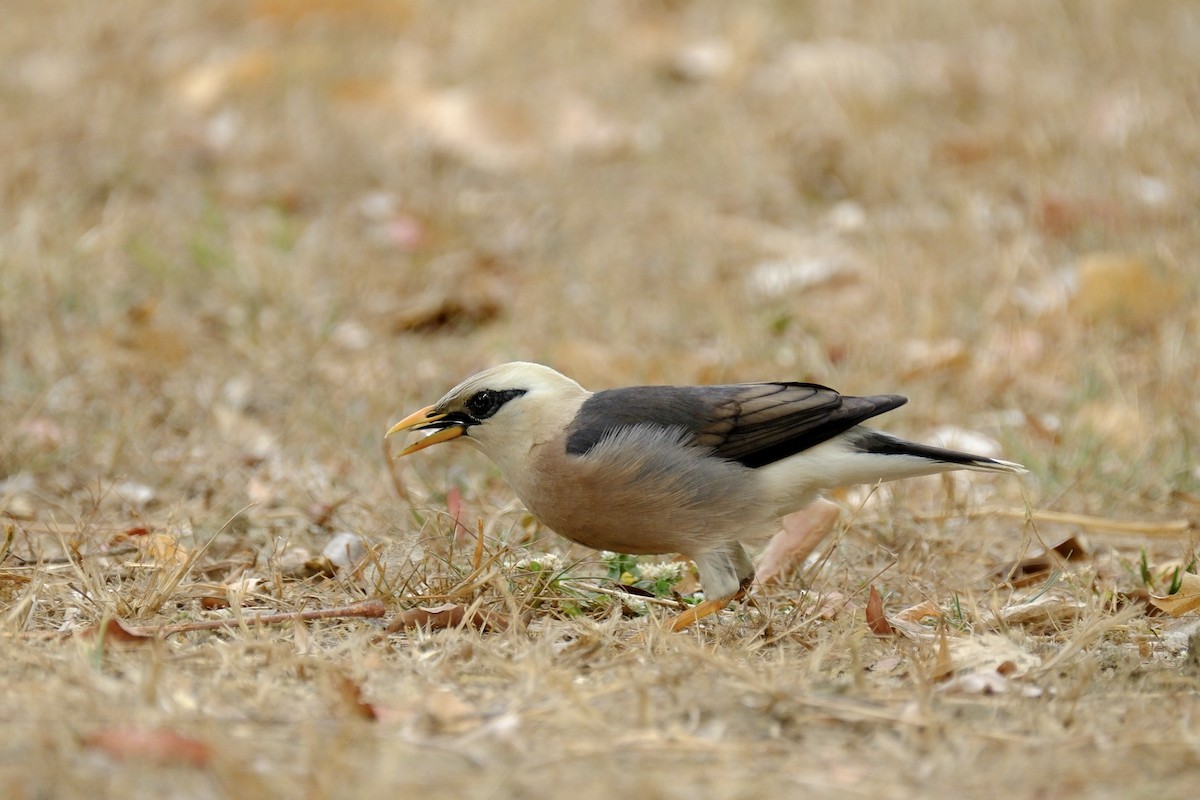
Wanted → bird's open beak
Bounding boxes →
[385,405,467,457]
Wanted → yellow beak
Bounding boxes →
[385,405,467,456]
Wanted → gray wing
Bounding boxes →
[565,382,907,469]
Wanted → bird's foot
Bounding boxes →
[667,587,747,632]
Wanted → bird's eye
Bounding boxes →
[466,390,500,419]
[464,388,526,420]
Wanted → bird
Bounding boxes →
[386,362,1025,629]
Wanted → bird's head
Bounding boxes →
[386,362,588,464]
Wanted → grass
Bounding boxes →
[2,1,1200,798]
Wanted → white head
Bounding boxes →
[386,362,589,468]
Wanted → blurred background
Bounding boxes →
[2,0,1196,543]
[3,4,1200,797]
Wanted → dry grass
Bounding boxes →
[3,1,1200,797]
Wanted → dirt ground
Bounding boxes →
[2,2,1199,798]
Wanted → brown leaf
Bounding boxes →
[865,585,895,637]
[83,726,211,766]
[984,594,1087,631]
[390,288,502,334]
[1051,535,1090,561]
[949,633,1040,678]
[895,600,943,623]
[141,533,189,567]
[331,673,379,721]
[997,535,1091,588]
[931,627,955,681]
[1149,573,1200,617]
[756,501,840,585]
[385,603,512,634]
[78,618,155,647]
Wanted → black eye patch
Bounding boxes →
[464,388,527,420]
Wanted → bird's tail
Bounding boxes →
[852,430,1027,475]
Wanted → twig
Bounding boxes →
[913,507,1192,536]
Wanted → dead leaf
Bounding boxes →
[83,726,211,767]
[141,533,189,568]
[1051,536,1090,561]
[867,655,903,674]
[811,591,849,620]
[757,501,840,585]
[331,673,379,721]
[949,633,1041,678]
[77,618,155,647]
[1150,573,1200,617]
[931,627,955,681]
[997,535,1091,588]
[896,600,943,623]
[982,593,1087,631]
[385,603,512,634]
[389,288,502,333]
[865,585,895,637]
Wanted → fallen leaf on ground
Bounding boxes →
[385,603,514,633]
[756,501,840,585]
[141,533,189,568]
[895,600,943,623]
[997,535,1091,588]
[1150,573,1200,617]
[949,633,1041,678]
[389,288,502,333]
[83,726,211,766]
[77,618,155,647]
[331,672,379,721]
[980,593,1087,631]
[865,585,895,637]
[931,627,955,681]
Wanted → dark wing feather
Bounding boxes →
[565,383,907,469]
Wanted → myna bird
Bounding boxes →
[387,362,1025,629]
